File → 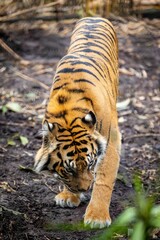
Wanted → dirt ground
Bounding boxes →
[0,17,160,240]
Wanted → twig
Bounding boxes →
[0,146,7,152]
[124,133,160,141]
[12,69,49,90]
[0,1,63,22]
[0,38,29,65]
[119,110,132,116]
[0,205,27,218]
[0,182,16,192]
[43,180,57,194]
[32,68,53,76]
[19,165,36,174]
[0,120,35,127]
[0,38,58,65]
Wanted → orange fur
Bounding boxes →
[34,17,121,229]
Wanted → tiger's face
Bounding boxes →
[34,111,107,193]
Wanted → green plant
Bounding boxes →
[7,133,29,146]
[97,177,160,240]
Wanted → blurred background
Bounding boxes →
[0,0,160,20]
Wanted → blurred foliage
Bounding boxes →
[96,176,160,240]
[0,0,159,21]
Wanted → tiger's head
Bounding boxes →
[34,111,107,193]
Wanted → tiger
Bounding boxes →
[34,17,121,229]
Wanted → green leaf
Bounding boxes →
[151,205,160,217]
[7,139,16,146]
[20,136,29,146]
[115,207,137,226]
[150,206,160,227]
[151,217,160,228]
[2,105,8,115]
[131,221,145,240]
[26,92,37,101]
[128,228,133,237]
[6,102,21,113]
[97,208,137,240]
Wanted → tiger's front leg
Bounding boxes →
[84,126,121,228]
[55,186,82,208]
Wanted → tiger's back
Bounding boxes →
[46,17,119,134]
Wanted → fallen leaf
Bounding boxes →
[0,181,16,192]
[19,165,35,173]
[6,102,22,113]
[118,116,127,123]
[2,105,8,114]
[26,92,37,101]
[7,139,16,146]
[20,136,29,146]
[117,98,131,111]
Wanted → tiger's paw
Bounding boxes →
[55,191,81,208]
[84,203,111,229]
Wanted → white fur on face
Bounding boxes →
[94,135,107,175]
[42,121,54,136]
[34,149,48,172]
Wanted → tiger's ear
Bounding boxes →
[82,111,96,128]
[42,120,55,136]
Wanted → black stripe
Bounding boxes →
[75,133,88,140]
[79,147,88,153]
[53,110,68,118]
[58,55,79,68]
[70,60,104,79]
[57,68,100,81]
[56,137,71,142]
[90,143,94,151]
[54,77,61,83]
[63,144,72,150]
[70,38,116,61]
[77,97,94,108]
[67,88,85,93]
[80,139,88,144]
[73,24,115,40]
[58,127,67,133]
[74,78,96,86]
[53,83,69,91]
[70,36,114,54]
[58,58,103,80]
[95,38,117,58]
[72,129,87,137]
[71,49,116,75]
[72,107,89,113]
[52,162,59,171]
[70,117,82,127]
[57,152,62,160]
[76,18,115,33]
[70,124,83,131]
[74,31,115,47]
[99,120,103,133]
[57,95,69,104]
[75,56,107,81]
[73,25,116,43]
[67,150,75,157]
[70,37,88,47]
[68,46,114,76]
[57,134,71,138]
